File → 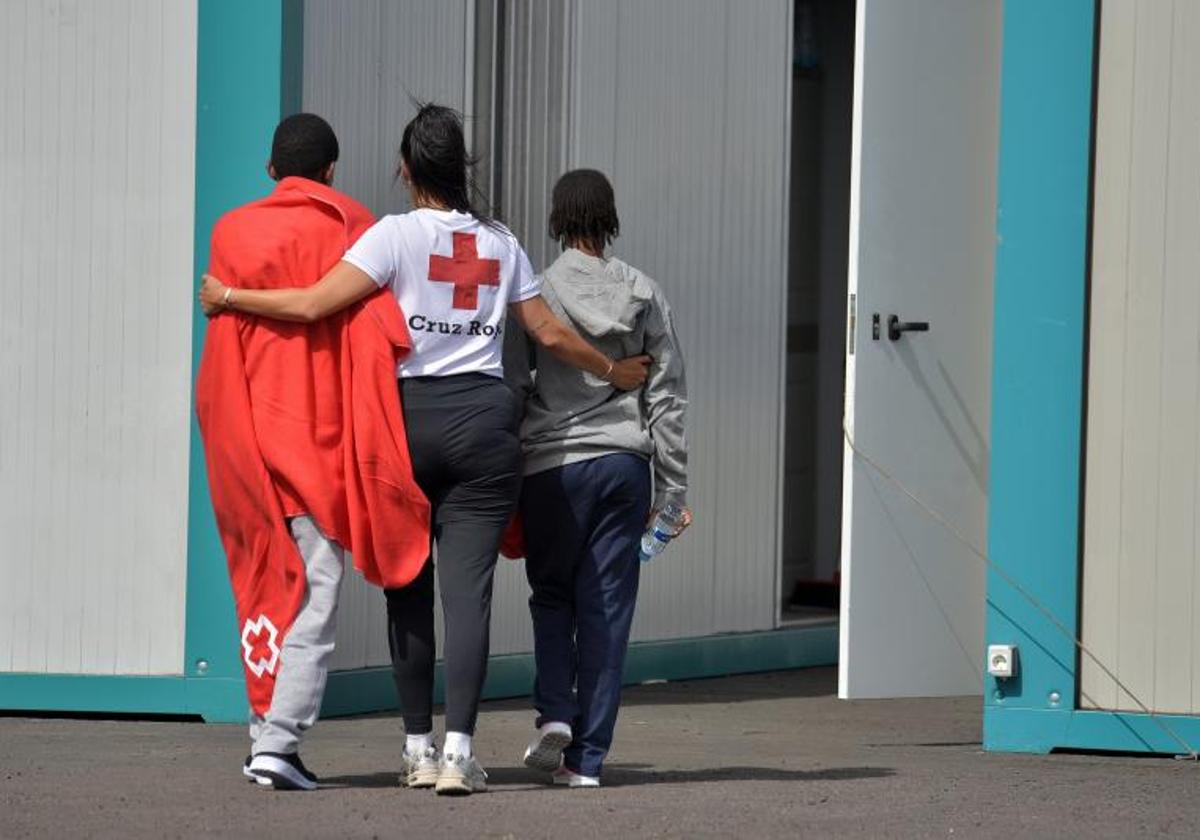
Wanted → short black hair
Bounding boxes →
[548,169,620,252]
[270,113,339,181]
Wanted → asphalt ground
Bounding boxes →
[2,667,1197,839]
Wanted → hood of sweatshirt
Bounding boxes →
[543,248,654,338]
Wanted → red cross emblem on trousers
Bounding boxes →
[427,232,501,310]
[245,630,274,668]
[240,614,281,679]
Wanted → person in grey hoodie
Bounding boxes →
[508,169,690,787]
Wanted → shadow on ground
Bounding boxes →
[5,669,1197,838]
[320,763,894,791]
[621,669,837,707]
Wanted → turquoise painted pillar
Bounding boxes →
[984,0,1095,751]
[184,0,303,722]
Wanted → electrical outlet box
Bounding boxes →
[987,644,1017,679]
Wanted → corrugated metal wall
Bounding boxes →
[499,0,571,269]
[0,1,197,676]
[562,0,792,639]
[1081,0,1200,714]
[494,0,794,644]
[486,0,574,659]
[302,0,475,671]
[302,0,471,220]
[302,0,792,668]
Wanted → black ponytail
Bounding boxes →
[397,103,497,228]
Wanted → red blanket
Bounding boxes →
[195,178,430,715]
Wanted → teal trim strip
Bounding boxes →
[985,1,1099,744]
[0,625,836,723]
[0,674,245,722]
[986,707,1200,757]
[619,623,839,685]
[184,1,296,689]
[322,624,839,718]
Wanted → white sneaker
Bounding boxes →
[401,745,441,789]
[551,765,600,788]
[522,721,573,773]
[435,752,488,796]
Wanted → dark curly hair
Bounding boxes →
[548,169,620,253]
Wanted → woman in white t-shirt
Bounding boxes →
[199,104,649,795]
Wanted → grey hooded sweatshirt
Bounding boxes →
[507,248,688,508]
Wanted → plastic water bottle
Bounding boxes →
[640,503,687,563]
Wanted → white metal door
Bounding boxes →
[839,0,1002,698]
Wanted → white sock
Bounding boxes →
[444,731,473,758]
[406,732,434,755]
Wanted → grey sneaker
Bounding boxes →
[434,752,488,795]
[522,721,572,773]
[402,745,441,789]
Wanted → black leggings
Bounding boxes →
[386,373,522,735]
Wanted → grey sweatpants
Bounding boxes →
[249,516,344,755]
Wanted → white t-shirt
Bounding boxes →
[342,208,541,378]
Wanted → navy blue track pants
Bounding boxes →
[520,452,651,777]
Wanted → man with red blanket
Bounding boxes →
[195,114,429,791]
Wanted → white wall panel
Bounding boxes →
[1082,0,1200,715]
[0,0,197,676]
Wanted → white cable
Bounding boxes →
[843,425,1199,760]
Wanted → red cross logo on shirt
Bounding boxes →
[427,232,502,310]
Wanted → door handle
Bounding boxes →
[887,314,929,341]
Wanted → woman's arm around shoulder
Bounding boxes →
[198,215,398,322]
[199,260,379,323]
[508,294,651,391]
